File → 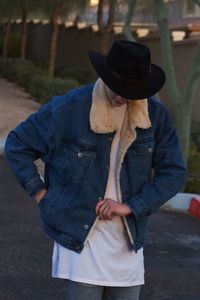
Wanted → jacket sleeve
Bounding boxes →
[4,101,56,198]
[124,105,187,220]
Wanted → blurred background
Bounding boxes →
[0,0,200,299]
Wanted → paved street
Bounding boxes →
[0,156,200,300]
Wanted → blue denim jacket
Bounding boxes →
[4,83,187,253]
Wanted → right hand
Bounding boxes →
[34,188,47,204]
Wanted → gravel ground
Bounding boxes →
[0,78,44,174]
[0,78,40,137]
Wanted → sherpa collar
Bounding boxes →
[89,78,152,134]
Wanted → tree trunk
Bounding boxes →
[176,104,192,161]
[48,1,65,76]
[154,0,188,159]
[97,0,104,32]
[181,10,200,158]
[21,8,27,60]
[154,0,182,116]
[3,19,12,59]
[193,0,200,6]
[183,33,200,110]
[99,30,110,54]
[123,0,137,42]
[154,0,200,162]
[48,15,59,76]
[97,0,116,54]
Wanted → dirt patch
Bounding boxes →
[0,78,40,137]
[0,78,44,175]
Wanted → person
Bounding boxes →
[4,40,187,300]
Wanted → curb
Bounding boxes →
[162,193,200,220]
[188,197,200,220]
[0,137,6,156]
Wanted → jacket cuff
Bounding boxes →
[124,202,136,221]
[124,195,150,221]
[25,176,46,197]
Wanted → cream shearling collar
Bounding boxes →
[90,78,152,134]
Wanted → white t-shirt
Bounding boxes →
[52,103,144,286]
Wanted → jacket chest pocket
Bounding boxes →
[130,140,155,175]
[60,139,97,182]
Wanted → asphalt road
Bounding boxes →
[0,157,200,300]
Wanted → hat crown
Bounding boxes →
[107,40,151,80]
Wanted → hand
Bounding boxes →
[95,198,132,220]
[34,188,47,204]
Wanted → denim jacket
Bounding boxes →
[4,79,187,253]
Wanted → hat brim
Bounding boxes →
[89,51,166,100]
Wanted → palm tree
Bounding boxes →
[19,0,42,60]
[20,0,28,60]
[123,0,137,41]
[0,0,21,59]
[39,0,89,76]
[97,0,117,54]
[123,0,200,161]
[153,0,200,161]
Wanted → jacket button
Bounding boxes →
[84,224,89,230]
[77,152,83,158]
[148,147,152,153]
[98,197,103,201]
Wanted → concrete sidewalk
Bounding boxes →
[0,78,40,155]
[0,137,6,155]
[1,156,200,300]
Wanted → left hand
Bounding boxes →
[95,198,132,220]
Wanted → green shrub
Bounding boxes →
[7,33,21,57]
[55,65,92,85]
[185,141,200,194]
[0,58,46,85]
[0,59,7,76]
[191,121,200,151]
[26,75,78,104]
[0,33,21,57]
[0,58,79,103]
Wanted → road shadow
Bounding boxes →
[0,157,200,300]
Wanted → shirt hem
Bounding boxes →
[51,273,145,287]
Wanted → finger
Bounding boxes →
[111,203,124,216]
[105,204,114,220]
[106,211,113,220]
[107,207,114,220]
[95,199,107,215]
[101,205,110,220]
[101,205,113,220]
[95,200,103,214]
[96,201,105,215]
[99,203,109,220]
[104,209,113,220]
[98,204,107,219]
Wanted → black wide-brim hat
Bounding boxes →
[89,40,166,100]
